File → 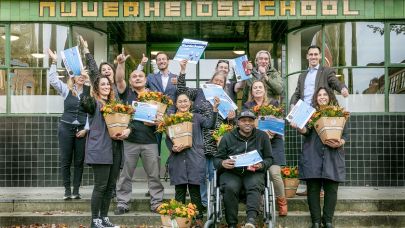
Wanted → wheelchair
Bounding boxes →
[204,169,277,228]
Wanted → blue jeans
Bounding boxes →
[200,157,214,207]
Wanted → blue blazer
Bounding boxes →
[146,72,178,113]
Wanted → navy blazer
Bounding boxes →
[146,72,178,113]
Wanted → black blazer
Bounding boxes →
[290,66,346,105]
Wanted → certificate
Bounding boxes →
[132,102,158,123]
[230,150,263,167]
[173,39,208,64]
[286,99,315,129]
[233,55,252,82]
[257,116,285,136]
[201,84,237,119]
[60,46,83,77]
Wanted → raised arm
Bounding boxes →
[47,49,69,99]
[80,36,99,84]
[177,59,198,101]
[263,69,283,96]
[115,48,130,94]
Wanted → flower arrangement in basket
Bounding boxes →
[212,123,233,146]
[100,101,134,137]
[307,104,350,144]
[157,199,197,228]
[252,104,285,119]
[138,91,173,115]
[281,166,299,198]
[157,112,193,149]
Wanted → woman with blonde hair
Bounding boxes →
[243,80,288,216]
[48,49,90,200]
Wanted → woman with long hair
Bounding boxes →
[81,75,123,228]
[243,80,288,216]
[291,87,348,228]
[48,49,89,200]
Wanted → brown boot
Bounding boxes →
[277,197,288,216]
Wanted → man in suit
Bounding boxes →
[290,45,349,108]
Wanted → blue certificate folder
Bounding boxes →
[173,39,208,64]
[132,102,158,123]
[60,46,83,77]
[233,55,252,82]
[201,84,238,119]
[286,99,316,129]
[230,150,263,167]
[257,116,285,136]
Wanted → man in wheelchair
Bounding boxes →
[213,110,273,228]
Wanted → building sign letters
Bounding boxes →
[39,0,360,19]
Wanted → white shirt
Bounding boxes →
[160,71,170,91]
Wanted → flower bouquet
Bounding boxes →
[157,199,197,228]
[252,104,285,135]
[100,101,134,137]
[157,112,193,149]
[307,104,350,144]
[281,166,299,198]
[138,91,173,116]
[212,123,233,147]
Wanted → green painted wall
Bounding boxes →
[0,0,404,22]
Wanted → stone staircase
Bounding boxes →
[1,185,405,228]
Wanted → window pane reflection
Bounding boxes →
[10,69,63,113]
[0,26,5,66]
[0,70,7,113]
[72,26,107,68]
[10,24,69,68]
[390,25,405,64]
[325,22,385,67]
[388,67,405,112]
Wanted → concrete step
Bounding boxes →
[2,198,404,213]
[1,211,404,228]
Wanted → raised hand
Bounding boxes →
[47,49,57,62]
[117,48,130,64]
[141,53,148,66]
[79,35,89,53]
[213,96,221,112]
[179,59,188,74]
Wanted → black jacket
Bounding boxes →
[214,128,273,175]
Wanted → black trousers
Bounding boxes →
[58,122,85,194]
[306,178,340,224]
[220,171,264,225]
[175,184,204,219]
[91,145,122,218]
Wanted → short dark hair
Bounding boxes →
[215,60,229,69]
[307,45,322,53]
[156,51,169,59]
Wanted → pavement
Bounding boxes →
[1,181,405,201]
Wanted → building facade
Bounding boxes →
[0,0,404,187]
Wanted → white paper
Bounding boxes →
[230,150,263,167]
[286,99,316,129]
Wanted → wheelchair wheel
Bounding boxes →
[264,172,277,228]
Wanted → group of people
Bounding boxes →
[49,38,349,228]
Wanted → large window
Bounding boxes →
[286,22,402,113]
[0,24,108,114]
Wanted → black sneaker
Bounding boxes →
[63,188,72,200]
[245,217,256,228]
[91,218,105,228]
[101,217,115,227]
[114,207,129,215]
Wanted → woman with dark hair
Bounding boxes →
[243,80,288,216]
[177,60,236,208]
[291,87,348,228]
[165,92,219,227]
[48,49,89,200]
[82,75,124,228]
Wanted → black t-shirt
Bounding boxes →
[119,87,157,144]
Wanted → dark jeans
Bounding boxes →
[175,184,204,219]
[306,178,340,224]
[220,171,264,225]
[91,146,122,218]
[58,122,85,194]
